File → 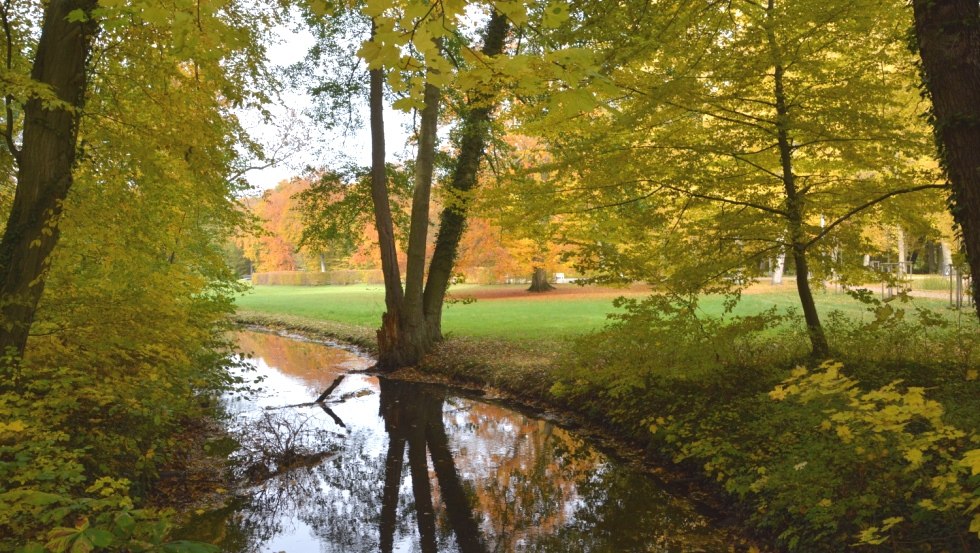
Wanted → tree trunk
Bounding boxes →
[367,52,406,367]
[422,11,509,340]
[766,1,830,358]
[792,246,830,358]
[0,0,98,362]
[527,267,555,292]
[771,251,786,285]
[896,226,906,276]
[941,241,953,274]
[395,80,440,368]
[912,0,980,320]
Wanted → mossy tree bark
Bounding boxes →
[912,0,980,320]
[422,12,509,341]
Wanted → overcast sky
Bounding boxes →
[242,22,412,192]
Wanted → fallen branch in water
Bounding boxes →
[317,402,347,428]
[315,375,346,403]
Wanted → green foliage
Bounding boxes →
[765,362,978,548]
[555,295,980,551]
[825,289,980,375]
[0,0,276,549]
[295,164,413,259]
[565,293,803,385]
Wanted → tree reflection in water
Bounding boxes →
[378,378,487,553]
[179,331,735,552]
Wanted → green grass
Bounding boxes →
[234,283,958,341]
[235,284,629,341]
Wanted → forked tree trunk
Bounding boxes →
[912,0,980,320]
[0,0,98,362]
[527,267,555,292]
[366,13,509,368]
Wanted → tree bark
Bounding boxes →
[0,0,98,361]
[395,80,440,367]
[422,11,509,340]
[527,267,555,292]
[771,251,786,285]
[896,226,907,276]
[367,28,407,366]
[367,13,508,367]
[912,0,980,319]
[766,0,830,358]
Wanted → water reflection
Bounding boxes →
[379,379,486,553]
[178,330,734,552]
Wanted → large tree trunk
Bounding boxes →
[367,13,508,367]
[912,0,980,320]
[766,1,829,358]
[0,0,98,362]
[422,12,509,340]
[527,267,555,292]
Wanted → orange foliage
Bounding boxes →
[238,178,387,273]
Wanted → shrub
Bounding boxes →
[556,292,980,551]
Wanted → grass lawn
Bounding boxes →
[234,282,959,341]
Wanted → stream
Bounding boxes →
[178,329,738,552]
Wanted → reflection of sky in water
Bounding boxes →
[183,330,734,553]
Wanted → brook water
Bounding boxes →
[179,330,736,552]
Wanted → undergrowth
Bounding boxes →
[553,292,980,551]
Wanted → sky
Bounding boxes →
[242,21,413,192]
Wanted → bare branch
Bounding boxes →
[803,183,949,249]
[557,185,666,213]
[658,181,789,217]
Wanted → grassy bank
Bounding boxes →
[234,284,980,552]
